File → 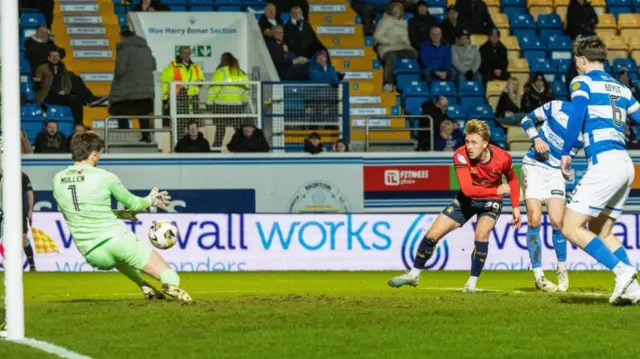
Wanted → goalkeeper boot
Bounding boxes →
[388,272,419,288]
[535,277,558,293]
[162,284,194,304]
[141,282,166,300]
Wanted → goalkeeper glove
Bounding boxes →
[146,187,171,210]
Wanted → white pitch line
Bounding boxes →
[420,287,608,297]
[11,337,93,359]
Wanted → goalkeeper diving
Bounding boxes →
[52,132,192,303]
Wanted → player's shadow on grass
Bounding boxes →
[557,295,609,305]
[52,299,147,304]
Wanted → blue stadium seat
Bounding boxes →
[607,0,633,19]
[537,14,563,38]
[394,58,422,91]
[553,58,571,75]
[510,14,536,38]
[613,58,639,79]
[191,0,214,3]
[168,5,188,10]
[604,60,613,75]
[216,0,243,3]
[403,82,430,115]
[518,35,545,59]
[191,5,215,10]
[20,80,36,102]
[46,105,74,123]
[552,80,568,98]
[458,81,485,108]
[281,12,291,23]
[548,35,572,60]
[431,81,457,105]
[217,5,243,11]
[21,104,45,143]
[243,0,266,5]
[491,126,508,149]
[19,13,46,29]
[467,104,495,123]
[428,0,446,6]
[502,0,527,19]
[20,60,31,75]
[527,56,555,80]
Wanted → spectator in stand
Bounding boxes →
[408,0,438,51]
[67,123,86,148]
[440,6,463,46]
[455,0,494,35]
[495,77,525,127]
[259,3,283,40]
[33,48,82,120]
[160,46,205,119]
[34,120,69,153]
[434,119,463,151]
[521,73,553,113]
[20,0,54,28]
[566,0,598,39]
[417,96,450,151]
[479,28,509,85]
[452,29,482,83]
[274,0,309,20]
[333,139,350,152]
[374,2,418,92]
[618,68,640,101]
[267,26,308,80]
[304,132,324,154]
[206,52,249,147]
[21,130,33,154]
[133,0,169,11]
[109,30,156,143]
[420,27,453,84]
[351,0,388,37]
[174,121,211,153]
[226,124,270,153]
[284,6,325,59]
[25,25,66,75]
[308,49,340,85]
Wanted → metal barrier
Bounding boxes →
[363,115,434,152]
[102,115,174,153]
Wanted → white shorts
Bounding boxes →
[567,151,635,219]
[520,162,566,202]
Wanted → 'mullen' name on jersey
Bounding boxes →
[60,176,85,184]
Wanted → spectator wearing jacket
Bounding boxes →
[521,73,553,113]
[308,50,340,84]
[479,28,509,85]
[374,2,418,92]
[259,3,283,40]
[566,0,598,39]
[452,29,482,83]
[109,30,156,142]
[420,27,453,84]
[174,121,211,153]
[267,26,308,80]
[24,25,66,75]
[304,132,324,154]
[455,0,495,35]
[226,125,270,153]
[160,46,205,118]
[284,6,325,59]
[34,120,69,153]
[434,119,463,151]
[34,48,72,104]
[440,6,463,46]
[408,0,438,51]
[417,96,451,151]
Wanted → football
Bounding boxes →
[148,220,179,250]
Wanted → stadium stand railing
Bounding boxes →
[102,115,175,153]
[363,115,435,152]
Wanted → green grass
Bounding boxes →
[2,271,640,359]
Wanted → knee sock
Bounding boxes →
[412,236,439,270]
[526,226,542,270]
[614,247,631,266]
[23,244,35,267]
[552,228,567,264]
[115,263,145,287]
[470,241,489,277]
[160,269,180,287]
[583,237,620,270]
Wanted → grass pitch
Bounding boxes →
[1,271,640,359]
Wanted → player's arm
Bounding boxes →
[503,155,520,208]
[627,94,640,124]
[520,104,549,140]
[562,78,590,156]
[107,174,151,211]
[453,152,500,198]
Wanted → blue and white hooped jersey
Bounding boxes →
[570,70,639,159]
[521,100,584,168]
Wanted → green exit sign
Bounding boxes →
[175,45,212,58]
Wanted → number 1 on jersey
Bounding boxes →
[68,184,80,211]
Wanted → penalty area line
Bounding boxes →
[10,337,93,359]
[421,287,608,297]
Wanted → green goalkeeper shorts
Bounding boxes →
[84,232,152,271]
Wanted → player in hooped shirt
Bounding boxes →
[389,120,522,292]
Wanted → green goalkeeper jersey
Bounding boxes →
[52,164,150,255]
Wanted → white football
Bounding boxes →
[148,220,179,250]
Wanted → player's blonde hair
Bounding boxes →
[464,119,491,142]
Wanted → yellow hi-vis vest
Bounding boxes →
[206,66,249,105]
[160,61,205,100]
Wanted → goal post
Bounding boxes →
[1,0,26,341]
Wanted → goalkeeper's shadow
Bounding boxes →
[557,295,610,305]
